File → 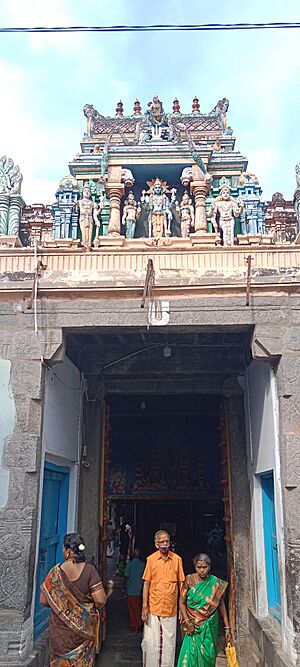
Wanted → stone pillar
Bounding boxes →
[0,193,9,235]
[190,165,211,234]
[106,184,124,235]
[77,395,104,565]
[0,331,43,664]
[190,180,209,232]
[8,194,23,236]
[223,379,254,665]
[105,165,125,236]
[277,348,300,659]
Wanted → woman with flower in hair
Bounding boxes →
[40,533,106,666]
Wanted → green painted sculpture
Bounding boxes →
[0,156,23,237]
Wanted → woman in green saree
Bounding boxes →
[177,553,231,667]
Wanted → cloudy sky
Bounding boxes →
[0,0,299,204]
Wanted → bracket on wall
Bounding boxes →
[27,259,47,310]
[245,255,253,307]
[141,258,155,308]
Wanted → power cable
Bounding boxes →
[0,22,300,34]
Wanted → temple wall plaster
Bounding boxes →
[43,357,82,464]
[247,361,276,474]
[0,359,15,508]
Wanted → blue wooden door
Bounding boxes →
[34,461,70,638]
[261,473,281,616]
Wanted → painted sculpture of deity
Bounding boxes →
[176,192,195,238]
[0,156,23,195]
[141,178,176,241]
[208,185,244,246]
[209,98,230,133]
[77,184,100,248]
[0,156,24,237]
[146,95,167,127]
[122,191,141,239]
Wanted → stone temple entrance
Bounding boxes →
[98,390,235,666]
[66,326,252,649]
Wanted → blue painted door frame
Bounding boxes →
[34,461,70,638]
[261,472,281,617]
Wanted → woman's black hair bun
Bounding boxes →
[63,533,86,562]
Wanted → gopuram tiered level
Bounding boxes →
[1,95,300,667]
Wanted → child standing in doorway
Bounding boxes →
[125,548,144,632]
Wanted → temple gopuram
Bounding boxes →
[0,95,300,667]
[17,94,298,249]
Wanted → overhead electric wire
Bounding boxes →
[0,21,300,34]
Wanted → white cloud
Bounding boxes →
[0,0,89,54]
[0,59,79,202]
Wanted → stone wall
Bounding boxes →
[0,294,300,664]
[0,324,44,663]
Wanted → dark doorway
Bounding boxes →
[106,393,227,579]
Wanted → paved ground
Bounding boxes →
[96,565,227,666]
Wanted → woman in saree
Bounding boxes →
[40,533,107,666]
[177,553,231,667]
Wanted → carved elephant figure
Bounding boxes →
[121,168,135,188]
[180,167,193,187]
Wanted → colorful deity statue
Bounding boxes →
[208,185,244,246]
[209,98,230,134]
[0,155,23,237]
[176,192,194,238]
[77,184,100,248]
[122,192,141,239]
[137,95,174,143]
[141,178,176,241]
[146,95,166,126]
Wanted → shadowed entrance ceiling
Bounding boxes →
[65,327,253,396]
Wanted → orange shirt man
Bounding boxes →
[141,530,185,667]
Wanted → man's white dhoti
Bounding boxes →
[141,613,177,667]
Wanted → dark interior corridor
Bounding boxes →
[106,393,227,579]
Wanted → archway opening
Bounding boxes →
[106,393,227,580]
